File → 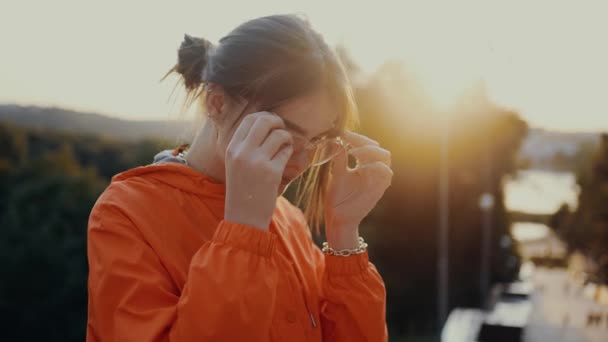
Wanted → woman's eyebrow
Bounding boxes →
[282,118,337,139]
[281,118,308,135]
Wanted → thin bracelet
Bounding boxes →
[322,237,368,257]
[177,151,190,166]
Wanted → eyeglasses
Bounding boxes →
[288,130,350,167]
[232,98,349,167]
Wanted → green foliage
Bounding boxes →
[554,134,608,283]
[0,122,170,341]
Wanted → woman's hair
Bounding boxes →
[161,14,358,233]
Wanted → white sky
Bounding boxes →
[1,0,607,132]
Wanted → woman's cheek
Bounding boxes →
[288,150,313,171]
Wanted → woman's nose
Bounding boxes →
[288,149,313,171]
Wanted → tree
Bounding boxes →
[561,134,608,282]
[0,123,169,341]
[339,56,528,336]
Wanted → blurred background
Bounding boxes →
[1,1,607,341]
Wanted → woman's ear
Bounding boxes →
[206,85,225,118]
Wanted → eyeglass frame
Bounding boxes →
[288,131,351,167]
[224,95,350,167]
[264,99,351,167]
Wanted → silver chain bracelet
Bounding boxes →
[322,237,368,257]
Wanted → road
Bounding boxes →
[522,252,608,341]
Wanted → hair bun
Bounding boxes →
[176,34,213,90]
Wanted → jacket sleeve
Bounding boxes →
[309,231,388,341]
[87,199,279,341]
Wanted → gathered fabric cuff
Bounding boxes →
[324,250,370,276]
[212,220,277,257]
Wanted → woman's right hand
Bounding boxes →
[224,111,294,230]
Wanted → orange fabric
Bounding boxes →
[86,162,387,341]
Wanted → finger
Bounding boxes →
[227,99,255,143]
[271,144,294,171]
[349,145,391,167]
[330,146,349,177]
[260,129,293,158]
[230,112,258,146]
[356,161,394,184]
[343,131,379,148]
[244,112,286,147]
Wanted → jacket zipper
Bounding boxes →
[309,312,317,328]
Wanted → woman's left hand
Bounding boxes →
[325,131,393,249]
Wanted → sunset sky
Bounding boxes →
[1,0,607,132]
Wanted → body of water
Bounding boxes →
[504,170,578,243]
[504,170,579,215]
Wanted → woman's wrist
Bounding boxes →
[325,223,360,250]
[224,206,271,231]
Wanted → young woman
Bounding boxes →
[87,14,392,341]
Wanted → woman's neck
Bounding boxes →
[184,121,226,184]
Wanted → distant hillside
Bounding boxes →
[519,128,600,171]
[2,104,601,173]
[0,104,193,142]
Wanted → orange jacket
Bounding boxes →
[86,162,387,341]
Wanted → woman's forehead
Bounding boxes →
[272,91,339,136]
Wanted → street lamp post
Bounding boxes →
[479,141,495,310]
[479,191,495,309]
[438,116,449,336]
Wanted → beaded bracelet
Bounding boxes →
[322,237,368,257]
